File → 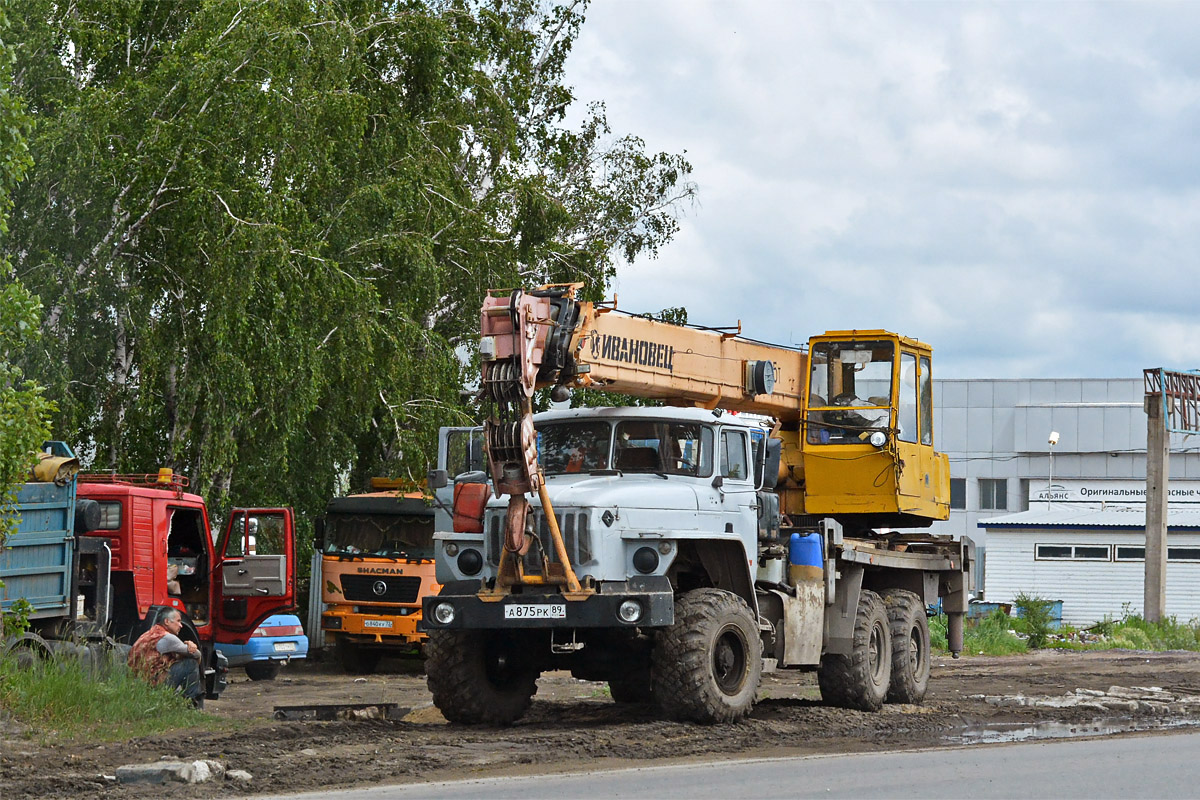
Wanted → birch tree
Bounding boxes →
[7,0,694,519]
[0,5,52,542]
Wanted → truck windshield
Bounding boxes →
[323,513,434,559]
[538,421,613,475]
[807,340,895,445]
[613,420,712,476]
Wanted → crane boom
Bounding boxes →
[568,308,808,419]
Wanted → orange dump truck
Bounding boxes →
[317,482,440,673]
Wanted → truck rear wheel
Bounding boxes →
[884,589,930,704]
[335,636,380,675]
[426,630,539,725]
[818,588,891,711]
[651,588,762,724]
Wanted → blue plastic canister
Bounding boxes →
[788,532,823,585]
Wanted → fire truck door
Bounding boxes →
[214,508,296,640]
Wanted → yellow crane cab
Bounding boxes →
[800,330,949,528]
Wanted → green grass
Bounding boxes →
[930,605,1200,656]
[0,653,232,743]
[930,610,1027,656]
[1098,613,1200,651]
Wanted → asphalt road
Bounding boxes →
[262,730,1200,799]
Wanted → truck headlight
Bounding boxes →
[618,600,643,623]
[632,546,659,574]
[433,603,456,625]
[869,431,887,448]
[457,548,483,576]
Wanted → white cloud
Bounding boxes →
[568,1,1200,378]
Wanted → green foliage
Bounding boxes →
[1013,592,1055,649]
[0,651,228,742]
[6,0,694,543]
[929,610,1028,656]
[1107,612,1200,651]
[0,6,52,546]
[1,597,33,638]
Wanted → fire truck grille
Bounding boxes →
[340,575,422,604]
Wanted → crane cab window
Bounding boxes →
[898,352,918,443]
[807,340,894,445]
[919,356,933,446]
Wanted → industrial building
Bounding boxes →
[930,378,1200,625]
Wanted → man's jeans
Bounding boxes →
[167,658,203,701]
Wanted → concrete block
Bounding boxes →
[115,762,195,785]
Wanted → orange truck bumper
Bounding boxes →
[322,607,427,645]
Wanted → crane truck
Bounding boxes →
[422,284,973,724]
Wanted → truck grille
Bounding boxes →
[487,511,593,568]
[340,575,422,604]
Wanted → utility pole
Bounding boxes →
[1145,392,1168,623]
[1143,368,1200,624]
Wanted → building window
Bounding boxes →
[950,479,966,510]
[979,478,1007,511]
[1169,547,1200,561]
[1114,546,1200,562]
[1035,544,1111,561]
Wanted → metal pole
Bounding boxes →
[1145,394,1169,623]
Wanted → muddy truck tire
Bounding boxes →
[425,630,539,726]
[818,589,892,711]
[652,588,762,724]
[884,589,930,704]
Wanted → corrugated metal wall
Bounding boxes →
[985,528,1200,625]
[0,481,75,619]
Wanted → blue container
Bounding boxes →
[1014,599,1064,630]
[1,479,76,620]
[788,532,823,567]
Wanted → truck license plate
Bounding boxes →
[273,642,298,652]
[363,619,392,629]
[504,604,566,620]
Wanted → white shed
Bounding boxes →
[980,503,1200,626]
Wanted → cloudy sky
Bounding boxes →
[565,1,1200,379]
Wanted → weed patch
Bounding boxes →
[0,652,232,743]
[930,610,1027,656]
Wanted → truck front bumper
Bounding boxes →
[322,608,426,644]
[420,576,674,631]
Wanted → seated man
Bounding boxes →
[128,608,204,708]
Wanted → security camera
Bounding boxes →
[1048,431,1060,446]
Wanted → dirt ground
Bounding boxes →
[4,648,1200,799]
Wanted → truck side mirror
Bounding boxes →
[427,469,449,489]
[711,475,724,489]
